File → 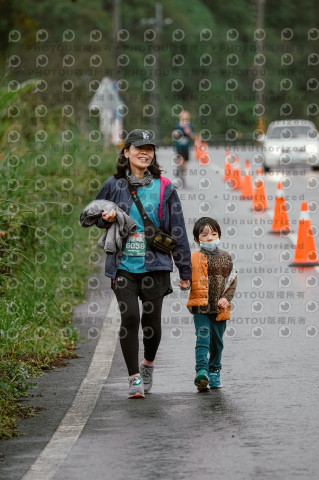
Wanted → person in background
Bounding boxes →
[172,110,195,184]
[95,129,192,399]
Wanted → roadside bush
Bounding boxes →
[0,81,115,438]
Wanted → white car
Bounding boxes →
[260,120,319,172]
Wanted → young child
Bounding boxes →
[187,217,238,391]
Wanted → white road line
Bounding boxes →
[22,296,118,480]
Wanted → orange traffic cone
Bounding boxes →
[198,141,210,166]
[240,159,253,199]
[231,155,241,190]
[252,168,268,212]
[224,154,233,182]
[194,136,201,160]
[290,202,319,266]
[270,182,290,234]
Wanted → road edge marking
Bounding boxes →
[21,296,118,480]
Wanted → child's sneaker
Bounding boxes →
[194,369,209,392]
[139,363,154,393]
[209,370,222,388]
[128,375,145,399]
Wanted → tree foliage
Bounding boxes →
[0,0,318,142]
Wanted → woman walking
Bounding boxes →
[95,129,191,398]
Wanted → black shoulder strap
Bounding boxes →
[126,181,153,226]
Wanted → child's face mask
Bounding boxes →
[199,238,221,252]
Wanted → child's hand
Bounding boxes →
[179,279,191,291]
[218,297,229,309]
[102,209,116,222]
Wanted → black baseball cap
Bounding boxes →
[124,129,158,148]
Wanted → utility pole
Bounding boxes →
[151,3,162,139]
[255,0,266,136]
[141,3,172,139]
[112,0,121,80]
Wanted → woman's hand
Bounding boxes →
[184,126,193,137]
[179,279,191,291]
[218,297,229,309]
[102,209,116,222]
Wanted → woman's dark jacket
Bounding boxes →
[95,176,192,280]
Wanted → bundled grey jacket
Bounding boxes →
[80,200,136,253]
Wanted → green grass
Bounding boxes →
[0,122,116,438]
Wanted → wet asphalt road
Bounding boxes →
[52,320,319,480]
[1,147,319,480]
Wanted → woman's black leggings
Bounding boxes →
[112,272,165,376]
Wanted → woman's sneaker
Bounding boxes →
[209,370,222,388]
[139,363,154,393]
[128,375,145,399]
[194,369,209,392]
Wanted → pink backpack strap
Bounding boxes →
[159,176,171,218]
